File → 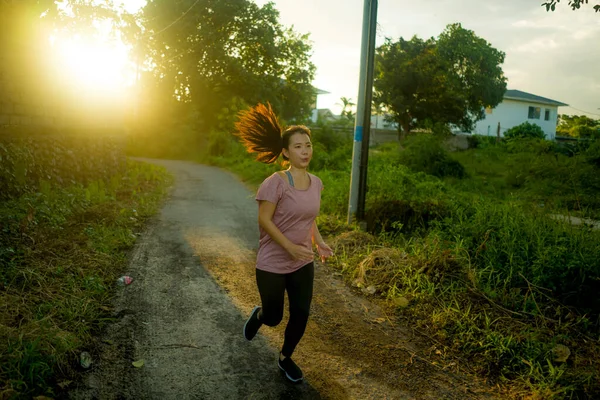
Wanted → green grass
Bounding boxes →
[202,128,600,399]
[94,124,600,398]
[0,159,172,398]
[447,139,600,218]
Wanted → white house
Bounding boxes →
[310,87,330,123]
[473,89,568,140]
[371,114,398,130]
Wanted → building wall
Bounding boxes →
[370,114,398,130]
[473,99,560,140]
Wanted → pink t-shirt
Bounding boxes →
[255,172,323,274]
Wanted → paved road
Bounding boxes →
[69,159,497,400]
[69,159,320,399]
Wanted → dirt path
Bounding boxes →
[68,159,498,400]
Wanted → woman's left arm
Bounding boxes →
[312,221,334,262]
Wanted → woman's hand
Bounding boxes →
[316,242,334,263]
[286,243,314,261]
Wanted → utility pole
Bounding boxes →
[357,0,378,222]
[347,0,378,225]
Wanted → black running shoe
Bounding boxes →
[278,355,304,383]
[243,306,262,341]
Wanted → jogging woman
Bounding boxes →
[235,103,333,383]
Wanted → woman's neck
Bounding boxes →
[288,166,307,176]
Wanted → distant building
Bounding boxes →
[473,89,568,140]
[310,87,330,123]
[315,108,338,122]
[370,114,398,130]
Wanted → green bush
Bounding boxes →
[0,131,126,200]
[365,158,451,233]
[399,134,466,178]
[439,200,600,312]
[554,139,592,157]
[0,160,172,398]
[466,134,480,149]
[466,134,499,149]
[585,140,600,167]
[504,122,546,140]
[503,137,556,155]
[570,125,600,139]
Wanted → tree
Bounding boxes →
[339,97,355,120]
[542,0,600,12]
[374,23,507,137]
[557,114,600,138]
[134,0,316,130]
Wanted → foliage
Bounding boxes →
[557,115,600,138]
[364,158,452,234]
[0,129,126,200]
[465,134,498,149]
[320,142,600,398]
[132,0,316,132]
[339,97,355,121]
[374,23,507,135]
[542,0,600,12]
[309,124,353,171]
[585,140,600,167]
[0,160,172,398]
[397,134,466,179]
[504,122,546,140]
[189,111,600,397]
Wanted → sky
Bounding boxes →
[121,0,600,118]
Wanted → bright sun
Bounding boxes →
[52,35,133,96]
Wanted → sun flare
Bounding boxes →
[53,35,133,95]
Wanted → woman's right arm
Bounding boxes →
[258,200,313,261]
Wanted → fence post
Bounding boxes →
[497,122,501,143]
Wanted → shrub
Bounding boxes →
[554,139,591,157]
[364,159,451,233]
[585,140,600,167]
[466,134,480,149]
[440,200,600,313]
[0,130,126,200]
[504,122,546,140]
[466,134,499,149]
[570,124,600,139]
[503,137,556,155]
[399,134,466,178]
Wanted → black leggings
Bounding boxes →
[256,262,314,358]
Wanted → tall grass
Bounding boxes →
[0,160,172,397]
[206,127,600,398]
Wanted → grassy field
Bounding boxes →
[201,127,600,399]
[0,157,172,398]
[3,123,599,399]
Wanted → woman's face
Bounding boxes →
[283,132,312,169]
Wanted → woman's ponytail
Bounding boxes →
[234,103,284,164]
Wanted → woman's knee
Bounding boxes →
[290,305,310,322]
[260,309,283,327]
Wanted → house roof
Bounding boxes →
[504,89,568,107]
[279,78,329,95]
[317,108,338,119]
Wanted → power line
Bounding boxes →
[563,105,600,118]
[142,0,201,39]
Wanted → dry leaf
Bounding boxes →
[0,390,18,400]
[552,344,571,363]
[393,297,410,308]
[57,380,73,389]
[132,359,145,368]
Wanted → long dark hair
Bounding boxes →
[235,103,311,164]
